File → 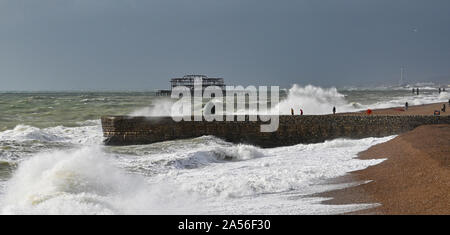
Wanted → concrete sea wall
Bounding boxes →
[101,115,450,148]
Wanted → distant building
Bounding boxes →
[157,75,225,96]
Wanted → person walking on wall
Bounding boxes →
[291,108,294,115]
[333,106,336,115]
[416,88,419,95]
[405,102,408,111]
[300,109,303,115]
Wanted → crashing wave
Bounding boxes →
[0,122,102,145]
[0,147,198,215]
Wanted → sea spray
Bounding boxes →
[275,84,352,115]
[276,84,450,114]
[128,84,449,116]
[129,84,349,116]
[0,147,199,215]
[130,98,175,117]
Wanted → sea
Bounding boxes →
[0,85,448,214]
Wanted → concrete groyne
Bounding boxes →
[101,115,450,148]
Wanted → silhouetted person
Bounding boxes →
[333,106,336,114]
[416,88,419,95]
[442,104,446,112]
[405,102,408,110]
[412,88,415,94]
[300,109,303,115]
[291,108,294,115]
[439,88,441,93]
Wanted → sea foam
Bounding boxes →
[0,147,197,215]
[0,121,102,145]
[1,136,394,215]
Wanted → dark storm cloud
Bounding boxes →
[0,0,449,90]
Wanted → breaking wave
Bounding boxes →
[128,84,448,116]
[129,99,175,117]
[0,122,102,145]
[0,147,198,215]
[277,84,449,115]
[169,144,266,169]
[275,84,354,115]
[1,135,394,214]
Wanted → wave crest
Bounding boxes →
[0,123,102,145]
[0,147,198,215]
[275,84,352,114]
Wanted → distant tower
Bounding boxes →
[399,67,407,86]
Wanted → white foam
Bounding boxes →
[129,99,175,117]
[439,91,450,100]
[0,147,198,215]
[275,84,353,115]
[0,121,102,145]
[277,84,449,115]
[0,125,64,142]
[160,137,390,200]
[129,84,448,116]
[0,136,394,215]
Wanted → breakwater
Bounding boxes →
[101,115,450,147]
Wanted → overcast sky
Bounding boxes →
[1,0,449,91]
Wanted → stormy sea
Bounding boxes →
[0,85,448,214]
